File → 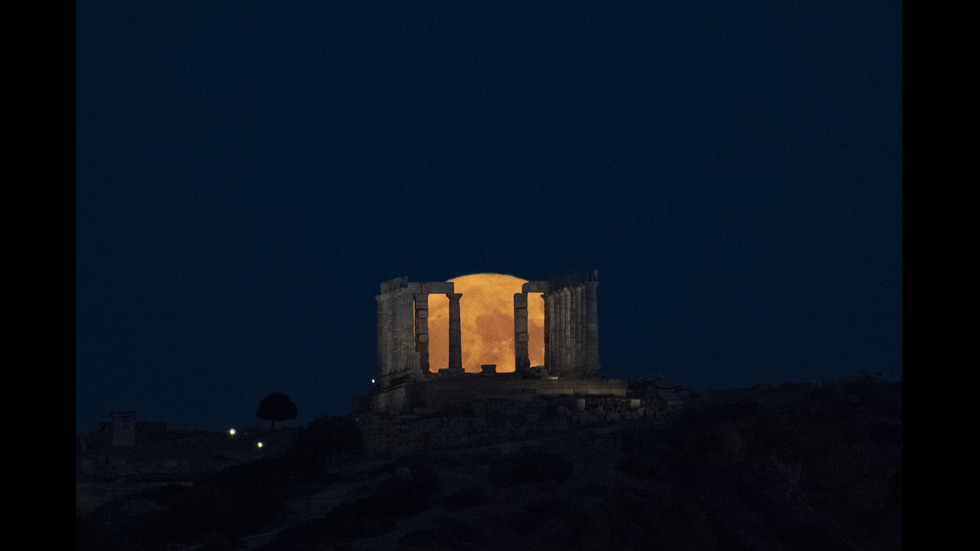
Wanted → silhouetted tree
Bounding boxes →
[256,392,297,430]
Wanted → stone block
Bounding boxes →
[380,276,408,293]
[422,282,455,294]
[522,281,550,293]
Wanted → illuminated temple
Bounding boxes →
[376,271,601,386]
[356,271,670,455]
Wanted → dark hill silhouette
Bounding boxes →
[76,376,901,551]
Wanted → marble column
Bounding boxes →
[513,292,529,372]
[570,285,581,375]
[543,292,553,373]
[375,285,420,385]
[545,291,555,374]
[557,289,567,375]
[585,279,600,377]
[447,292,463,372]
[575,284,586,375]
[395,289,419,376]
[376,293,390,379]
[562,287,572,376]
[414,293,429,374]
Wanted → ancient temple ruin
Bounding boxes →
[376,271,602,382]
[355,271,689,455]
[368,271,626,416]
[357,270,679,454]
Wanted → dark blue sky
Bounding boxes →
[76,2,902,432]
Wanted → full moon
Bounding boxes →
[427,274,544,373]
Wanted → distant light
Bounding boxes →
[257,441,263,448]
[228,428,236,436]
[371,379,376,384]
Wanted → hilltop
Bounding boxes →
[76,376,901,551]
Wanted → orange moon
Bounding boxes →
[427,274,544,373]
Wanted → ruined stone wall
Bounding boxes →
[514,271,600,379]
[539,270,600,379]
[419,377,627,412]
[365,270,665,455]
[358,393,664,456]
[368,376,629,417]
[376,277,422,386]
[376,278,458,386]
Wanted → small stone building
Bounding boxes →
[83,411,167,449]
[105,409,136,447]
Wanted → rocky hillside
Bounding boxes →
[76,377,901,551]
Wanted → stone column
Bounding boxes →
[552,289,568,375]
[575,284,586,375]
[560,287,569,376]
[394,288,420,377]
[551,289,561,376]
[543,292,553,373]
[584,279,600,377]
[376,293,391,379]
[570,285,581,376]
[414,294,429,374]
[376,277,423,386]
[514,292,529,373]
[561,287,571,376]
[447,292,463,372]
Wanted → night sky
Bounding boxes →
[76,2,902,433]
